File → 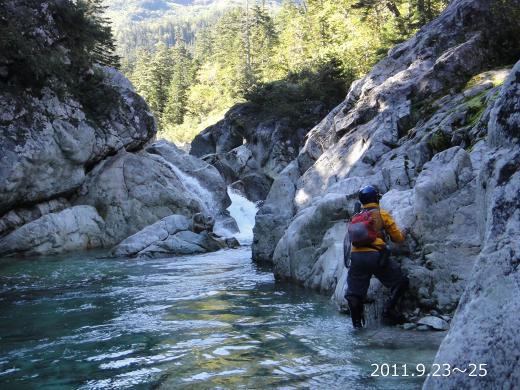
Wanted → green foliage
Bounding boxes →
[130,41,196,126]
[428,130,451,153]
[163,44,196,125]
[75,0,121,69]
[489,0,520,65]
[464,91,488,127]
[245,60,353,128]
[121,0,449,143]
[0,0,121,119]
[464,68,510,90]
[352,0,450,35]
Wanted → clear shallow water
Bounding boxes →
[0,247,444,389]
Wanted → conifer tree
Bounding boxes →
[129,49,155,105]
[163,43,194,126]
[148,43,174,121]
[78,0,121,68]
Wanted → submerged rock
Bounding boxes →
[417,316,450,331]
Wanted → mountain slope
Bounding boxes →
[105,0,283,60]
[105,0,282,23]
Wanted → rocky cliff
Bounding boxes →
[0,2,233,257]
[0,71,233,257]
[425,56,520,390]
[190,78,344,202]
[253,0,519,385]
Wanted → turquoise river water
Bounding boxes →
[0,247,444,389]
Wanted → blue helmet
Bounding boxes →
[358,185,380,204]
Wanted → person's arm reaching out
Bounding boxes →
[381,210,405,243]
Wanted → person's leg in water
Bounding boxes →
[375,257,409,325]
[345,252,379,329]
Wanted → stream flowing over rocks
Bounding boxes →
[0,57,236,256]
[251,0,519,386]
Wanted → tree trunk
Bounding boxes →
[385,1,401,18]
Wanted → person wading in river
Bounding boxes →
[345,185,409,329]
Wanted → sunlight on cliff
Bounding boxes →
[346,138,371,167]
[294,137,371,209]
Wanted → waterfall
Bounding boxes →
[161,156,257,245]
[226,187,258,245]
[162,160,217,215]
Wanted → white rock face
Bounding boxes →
[0,63,233,257]
[417,316,449,331]
[424,58,520,390]
[0,68,155,217]
[254,0,508,269]
[252,12,519,383]
[0,206,106,256]
[75,140,230,246]
[272,193,349,286]
[111,214,191,257]
[0,138,233,257]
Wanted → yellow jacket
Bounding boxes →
[351,202,405,252]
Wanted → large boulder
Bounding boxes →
[0,137,235,257]
[0,198,71,238]
[73,139,234,247]
[411,146,482,311]
[75,149,205,245]
[111,214,191,257]
[0,67,155,216]
[112,214,238,258]
[272,193,349,284]
[0,206,106,256]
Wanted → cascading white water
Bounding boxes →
[161,157,257,245]
[163,160,218,215]
[226,187,258,245]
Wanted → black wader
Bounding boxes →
[346,251,408,328]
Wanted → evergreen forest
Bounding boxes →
[116,0,450,142]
